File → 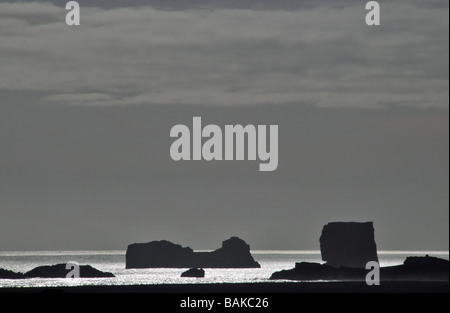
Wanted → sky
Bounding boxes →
[0,0,448,251]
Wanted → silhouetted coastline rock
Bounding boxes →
[320,221,378,268]
[270,262,360,281]
[270,256,449,282]
[126,237,260,269]
[24,263,115,278]
[181,268,205,278]
[0,268,24,279]
[382,255,450,281]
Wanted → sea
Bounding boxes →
[0,250,448,288]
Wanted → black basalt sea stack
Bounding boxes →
[320,221,379,268]
[126,236,260,269]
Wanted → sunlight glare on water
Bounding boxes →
[0,250,448,288]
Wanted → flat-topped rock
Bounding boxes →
[320,221,378,268]
[126,237,260,269]
[126,240,194,268]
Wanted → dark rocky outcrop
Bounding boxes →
[270,256,449,282]
[270,262,363,281]
[24,263,115,278]
[1,264,114,279]
[382,255,450,281]
[0,268,24,279]
[320,221,378,268]
[126,237,260,269]
[126,240,194,268]
[181,268,205,278]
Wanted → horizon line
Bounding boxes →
[0,250,449,257]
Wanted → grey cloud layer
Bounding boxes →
[0,1,448,108]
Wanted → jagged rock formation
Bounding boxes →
[320,222,378,268]
[270,255,449,282]
[24,263,115,278]
[181,268,205,278]
[126,237,260,269]
[0,268,24,279]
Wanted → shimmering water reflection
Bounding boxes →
[0,250,448,288]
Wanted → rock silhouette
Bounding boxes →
[126,236,260,269]
[24,263,115,278]
[320,222,378,268]
[270,256,449,282]
[1,264,115,279]
[382,255,450,281]
[181,268,205,278]
[0,268,24,279]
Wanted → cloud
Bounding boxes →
[0,2,64,22]
[0,1,448,108]
[43,92,113,105]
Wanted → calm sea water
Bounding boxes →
[0,250,448,288]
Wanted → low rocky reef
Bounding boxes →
[270,255,449,282]
[0,268,24,279]
[126,236,260,269]
[0,263,115,279]
[181,268,205,278]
